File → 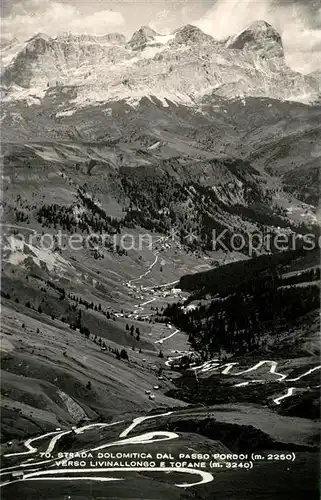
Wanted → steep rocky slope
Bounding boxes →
[2,22,320,105]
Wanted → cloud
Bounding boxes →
[149,1,208,34]
[1,0,125,40]
[194,0,321,73]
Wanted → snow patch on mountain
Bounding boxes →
[154,34,175,45]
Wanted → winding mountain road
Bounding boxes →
[0,411,214,489]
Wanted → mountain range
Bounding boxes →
[1,21,320,106]
[1,21,320,210]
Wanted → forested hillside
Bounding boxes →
[164,249,320,359]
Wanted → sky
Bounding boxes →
[1,0,320,73]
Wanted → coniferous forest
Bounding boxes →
[164,248,320,359]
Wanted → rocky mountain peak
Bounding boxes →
[140,26,159,37]
[23,33,54,57]
[227,20,284,58]
[126,25,159,50]
[173,24,216,45]
[27,33,53,44]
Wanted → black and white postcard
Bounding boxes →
[1,1,320,498]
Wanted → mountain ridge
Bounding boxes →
[1,21,320,106]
